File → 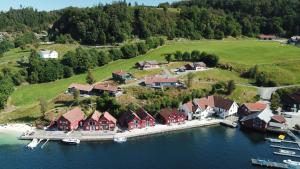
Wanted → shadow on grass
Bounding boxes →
[11,116,38,123]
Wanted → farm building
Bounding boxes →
[238,102,268,119]
[93,83,122,96]
[135,108,156,127]
[57,107,85,131]
[68,83,93,95]
[112,70,133,83]
[158,108,186,125]
[143,76,183,88]
[39,50,58,59]
[258,34,276,40]
[119,110,142,130]
[136,61,160,70]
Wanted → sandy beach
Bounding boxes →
[0,123,34,134]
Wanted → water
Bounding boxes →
[0,126,298,169]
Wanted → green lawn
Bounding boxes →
[2,39,300,122]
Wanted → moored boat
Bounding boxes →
[269,138,282,143]
[114,136,127,143]
[279,149,296,155]
[26,138,39,149]
[283,159,300,166]
[61,138,80,144]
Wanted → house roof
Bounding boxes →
[88,110,101,121]
[113,70,127,76]
[193,95,234,111]
[144,76,178,85]
[68,83,93,92]
[119,110,141,124]
[159,108,184,119]
[102,111,117,124]
[244,102,267,112]
[136,108,154,120]
[93,83,119,92]
[271,115,286,123]
[137,61,159,67]
[182,101,195,112]
[193,62,206,67]
[62,107,85,123]
[240,108,274,123]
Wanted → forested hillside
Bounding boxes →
[0,8,59,32]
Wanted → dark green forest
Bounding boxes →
[0,0,299,44]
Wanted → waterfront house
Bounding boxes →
[158,108,186,125]
[68,83,93,95]
[184,62,206,71]
[112,70,133,83]
[83,110,101,131]
[39,50,58,59]
[119,110,142,130]
[99,111,117,131]
[57,107,85,131]
[143,76,183,88]
[179,101,199,120]
[210,96,238,118]
[136,61,160,70]
[135,108,155,127]
[258,34,276,40]
[281,90,300,112]
[238,102,268,119]
[192,97,216,119]
[93,83,122,96]
[240,108,274,132]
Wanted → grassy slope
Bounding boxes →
[2,39,300,122]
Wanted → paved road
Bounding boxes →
[258,85,300,101]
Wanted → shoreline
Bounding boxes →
[19,119,222,142]
[0,123,34,134]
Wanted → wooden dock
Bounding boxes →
[270,144,300,151]
[274,152,300,158]
[251,159,288,169]
[286,130,300,148]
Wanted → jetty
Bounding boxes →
[220,120,237,128]
[274,151,300,158]
[270,145,300,151]
[286,130,300,147]
[251,159,288,169]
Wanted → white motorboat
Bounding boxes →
[269,138,282,143]
[114,137,127,143]
[27,138,39,149]
[283,159,300,166]
[61,138,80,144]
[279,149,296,155]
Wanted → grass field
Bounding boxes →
[1,39,300,122]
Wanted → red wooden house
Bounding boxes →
[136,108,155,127]
[99,112,117,131]
[83,110,101,131]
[57,107,85,131]
[119,110,142,130]
[159,108,186,125]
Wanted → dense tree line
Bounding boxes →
[168,50,219,67]
[0,7,59,32]
[25,37,164,83]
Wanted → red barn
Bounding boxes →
[99,112,117,131]
[240,108,274,132]
[119,110,142,130]
[83,110,101,131]
[57,107,85,131]
[136,108,155,127]
[238,102,268,119]
[159,108,186,125]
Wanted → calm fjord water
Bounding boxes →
[0,126,295,169]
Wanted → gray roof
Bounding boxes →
[240,108,274,123]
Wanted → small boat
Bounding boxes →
[27,138,39,149]
[114,137,127,143]
[269,138,282,143]
[283,159,300,166]
[61,138,80,144]
[279,149,296,155]
[278,135,285,140]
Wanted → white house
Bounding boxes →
[39,50,58,59]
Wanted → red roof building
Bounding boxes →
[57,107,85,131]
[83,110,101,131]
[135,108,155,127]
[144,76,180,88]
[159,108,186,125]
[136,61,160,70]
[119,110,142,130]
[258,34,276,40]
[93,83,122,96]
[112,70,133,83]
[68,83,93,95]
[238,102,268,118]
[271,115,286,124]
[99,112,117,131]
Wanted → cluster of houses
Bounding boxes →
[54,95,249,132]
